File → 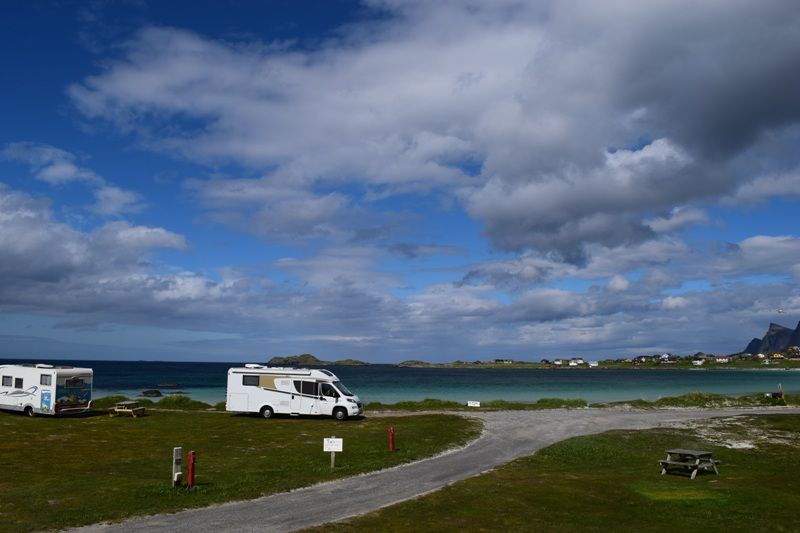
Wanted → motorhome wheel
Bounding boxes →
[24,406,34,417]
[260,406,274,419]
[333,407,347,421]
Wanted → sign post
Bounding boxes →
[324,436,343,469]
[172,447,183,487]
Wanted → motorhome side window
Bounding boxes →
[40,374,52,386]
[1,376,10,387]
[14,378,23,388]
[242,375,259,386]
[321,383,339,397]
[292,381,318,395]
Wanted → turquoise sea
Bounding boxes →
[3,359,798,405]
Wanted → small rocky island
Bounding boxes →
[266,353,369,366]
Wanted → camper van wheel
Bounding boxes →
[260,406,274,419]
[333,408,347,421]
[24,406,35,417]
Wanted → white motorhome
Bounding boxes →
[226,365,363,420]
[0,364,93,416]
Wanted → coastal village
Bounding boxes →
[274,321,800,370]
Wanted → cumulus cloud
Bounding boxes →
[606,275,630,292]
[2,142,102,185]
[662,296,689,310]
[67,1,800,260]
[0,185,186,286]
[723,169,800,205]
[646,206,709,233]
[5,1,800,360]
[89,186,146,216]
[2,142,147,217]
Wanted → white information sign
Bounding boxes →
[324,438,343,452]
[467,401,481,408]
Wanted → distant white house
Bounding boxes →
[588,361,599,368]
[692,359,705,366]
[568,360,578,367]
[757,353,766,359]
[715,356,730,364]
[553,360,563,366]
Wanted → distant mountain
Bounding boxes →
[395,359,434,367]
[743,321,800,354]
[266,353,369,366]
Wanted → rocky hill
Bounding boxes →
[266,353,369,366]
[743,321,800,354]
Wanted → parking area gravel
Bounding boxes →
[69,407,800,533]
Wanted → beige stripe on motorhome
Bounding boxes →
[259,375,282,389]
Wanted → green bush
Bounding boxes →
[154,395,213,410]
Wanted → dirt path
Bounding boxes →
[69,407,800,533]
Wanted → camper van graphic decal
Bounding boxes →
[0,386,37,398]
[56,378,92,409]
[41,390,52,413]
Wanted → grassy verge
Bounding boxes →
[90,394,226,410]
[311,414,800,533]
[592,391,794,409]
[366,397,587,411]
[366,392,794,411]
[0,411,480,532]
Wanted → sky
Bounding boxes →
[1,0,799,363]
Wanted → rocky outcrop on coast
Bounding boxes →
[744,321,800,354]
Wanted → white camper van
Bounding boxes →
[0,364,93,416]
[226,365,363,420]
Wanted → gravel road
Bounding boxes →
[69,407,800,533]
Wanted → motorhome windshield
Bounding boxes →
[333,381,354,396]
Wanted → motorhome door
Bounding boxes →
[291,380,320,415]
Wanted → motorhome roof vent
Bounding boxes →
[244,363,262,368]
[36,364,54,368]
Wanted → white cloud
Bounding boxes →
[662,296,689,310]
[2,142,102,185]
[606,275,630,292]
[90,186,146,216]
[66,2,800,259]
[0,185,186,284]
[646,206,708,233]
[723,169,800,205]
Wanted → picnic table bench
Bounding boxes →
[659,448,720,479]
[108,400,146,418]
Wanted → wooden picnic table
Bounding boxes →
[659,448,720,479]
[108,400,146,418]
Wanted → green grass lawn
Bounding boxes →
[312,414,800,533]
[0,410,480,532]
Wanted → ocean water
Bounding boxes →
[3,359,798,405]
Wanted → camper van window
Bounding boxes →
[292,381,318,395]
[65,377,84,388]
[333,381,354,396]
[321,383,339,398]
[242,375,259,386]
[14,378,23,388]
[1,376,10,387]
[40,374,52,386]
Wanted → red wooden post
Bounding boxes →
[187,450,196,488]
[388,426,395,452]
